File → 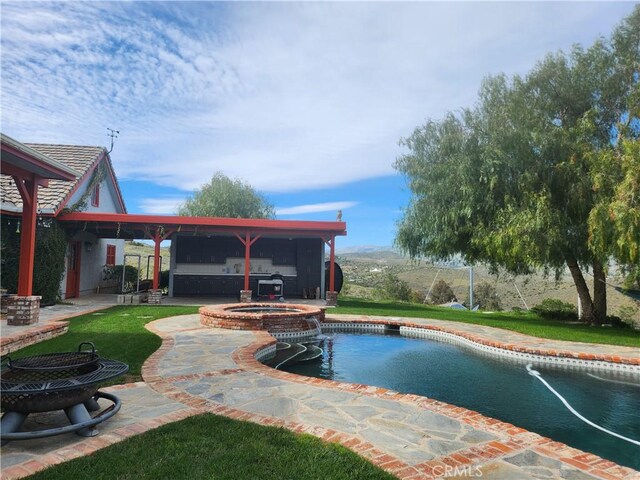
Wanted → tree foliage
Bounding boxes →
[1,217,68,305]
[377,273,413,302]
[178,172,275,219]
[531,298,578,321]
[427,280,456,305]
[395,7,640,325]
[470,282,503,311]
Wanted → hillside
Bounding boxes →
[336,249,639,322]
[123,242,639,322]
[123,241,171,279]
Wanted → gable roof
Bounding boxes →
[1,142,127,215]
[1,133,79,180]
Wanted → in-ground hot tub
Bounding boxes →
[199,303,323,335]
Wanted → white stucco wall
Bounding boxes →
[66,177,122,214]
[60,162,126,298]
[60,233,125,298]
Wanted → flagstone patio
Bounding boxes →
[1,311,638,480]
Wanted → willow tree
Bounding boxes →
[178,172,275,219]
[395,7,639,325]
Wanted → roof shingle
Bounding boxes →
[1,143,105,213]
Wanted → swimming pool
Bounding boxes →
[282,331,640,470]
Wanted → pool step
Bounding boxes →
[265,343,305,368]
[266,342,323,368]
[296,344,323,362]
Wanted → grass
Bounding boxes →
[334,297,640,347]
[10,305,199,384]
[28,413,394,480]
[9,301,637,478]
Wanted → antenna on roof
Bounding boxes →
[107,128,120,154]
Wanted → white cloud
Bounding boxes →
[276,201,358,216]
[138,196,186,215]
[1,2,634,193]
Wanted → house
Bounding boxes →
[57,212,347,303]
[1,134,127,300]
[2,133,346,325]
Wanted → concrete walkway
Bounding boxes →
[1,312,639,479]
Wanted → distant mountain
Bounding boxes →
[337,245,395,254]
[335,246,468,268]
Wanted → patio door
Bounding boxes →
[65,241,81,299]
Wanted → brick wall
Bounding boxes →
[6,295,41,325]
[1,322,69,356]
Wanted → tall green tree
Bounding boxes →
[178,172,275,219]
[395,7,639,325]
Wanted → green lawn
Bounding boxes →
[334,297,640,347]
[10,305,199,384]
[8,301,638,479]
[28,413,393,480]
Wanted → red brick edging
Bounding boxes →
[0,321,69,357]
[323,315,640,366]
[6,315,634,480]
[145,317,639,480]
[0,382,200,480]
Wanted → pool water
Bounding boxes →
[283,332,640,469]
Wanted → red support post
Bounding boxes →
[244,232,251,290]
[328,236,336,292]
[234,232,261,291]
[150,228,175,290]
[152,231,161,290]
[16,176,38,296]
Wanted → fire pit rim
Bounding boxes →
[0,358,129,395]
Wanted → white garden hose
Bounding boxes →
[586,372,640,388]
[526,364,640,446]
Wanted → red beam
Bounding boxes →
[58,212,347,236]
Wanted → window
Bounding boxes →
[91,183,100,207]
[106,244,116,266]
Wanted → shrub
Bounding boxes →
[103,265,140,293]
[531,298,578,321]
[159,270,170,290]
[409,290,424,304]
[1,217,67,305]
[427,280,456,305]
[468,282,503,311]
[377,273,413,302]
[604,315,631,328]
[615,304,639,328]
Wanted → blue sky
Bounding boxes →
[1,2,635,249]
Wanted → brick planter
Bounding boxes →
[325,291,338,307]
[6,295,41,325]
[148,289,163,304]
[1,289,10,314]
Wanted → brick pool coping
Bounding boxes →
[227,321,638,479]
[144,315,638,480]
[323,315,640,367]
[3,314,638,479]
